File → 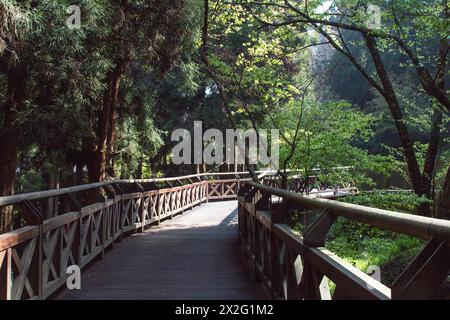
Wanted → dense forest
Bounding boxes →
[0,0,449,235]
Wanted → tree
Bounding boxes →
[199,0,311,180]
[0,0,202,232]
[0,0,109,230]
[271,99,394,191]
[80,0,200,183]
[240,0,449,216]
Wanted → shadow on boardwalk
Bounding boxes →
[56,201,265,300]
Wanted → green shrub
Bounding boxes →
[292,190,428,286]
[340,190,432,213]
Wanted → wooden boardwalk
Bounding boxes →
[56,201,265,300]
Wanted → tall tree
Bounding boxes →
[0,0,107,230]
[0,0,201,232]
[83,0,200,182]
[241,0,449,216]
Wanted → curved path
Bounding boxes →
[57,201,265,300]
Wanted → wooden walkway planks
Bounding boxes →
[56,201,265,300]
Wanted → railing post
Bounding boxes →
[100,202,106,259]
[191,185,194,211]
[302,210,335,300]
[181,187,185,214]
[140,193,146,233]
[268,196,288,299]
[22,200,44,300]
[156,190,161,225]
[303,210,335,247]
[221,181,225,198]
[391,239,450,299]
[169,189,174,220]
[65,193,84,268]
[0,248,12,300]
[109,183,123,244]
[269,231,282,298]
[242,187,258,281]
[112,195,122,246]
[253,192,270,284]
[238,183,251,242]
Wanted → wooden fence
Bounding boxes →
[2,169,445,300]
[238,182,450,300]
[0,172,253,300]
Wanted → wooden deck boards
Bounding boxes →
[56,201,265,300]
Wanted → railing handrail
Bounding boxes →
[0,171,273,207]
[248,182,450,243]
[0,166,354,207]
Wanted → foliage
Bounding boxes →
[329,191,427,280]
[200,1,398,190]
[205,1,306,127]
[0,0,203,191]
[326,231,423,279]
[114,113,164,179]
[340,190,433,213]
[271,99,397,187]
[292,190,427,285]
[233,0,450,216]
[0,0,448,225]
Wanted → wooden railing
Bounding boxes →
[0,172,257,300]
[238,182,450,300]
[3,169,433,301]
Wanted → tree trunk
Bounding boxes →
[363,34,432,216]
[435,28,449,219]
[437,165,450,219]
[105,67,121,178]
[363,35,424,193]
[87,60,127,183]
[0,65,27,233]
[42,167,58,219]
[136,161,143,179]
[421,107,443,218]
